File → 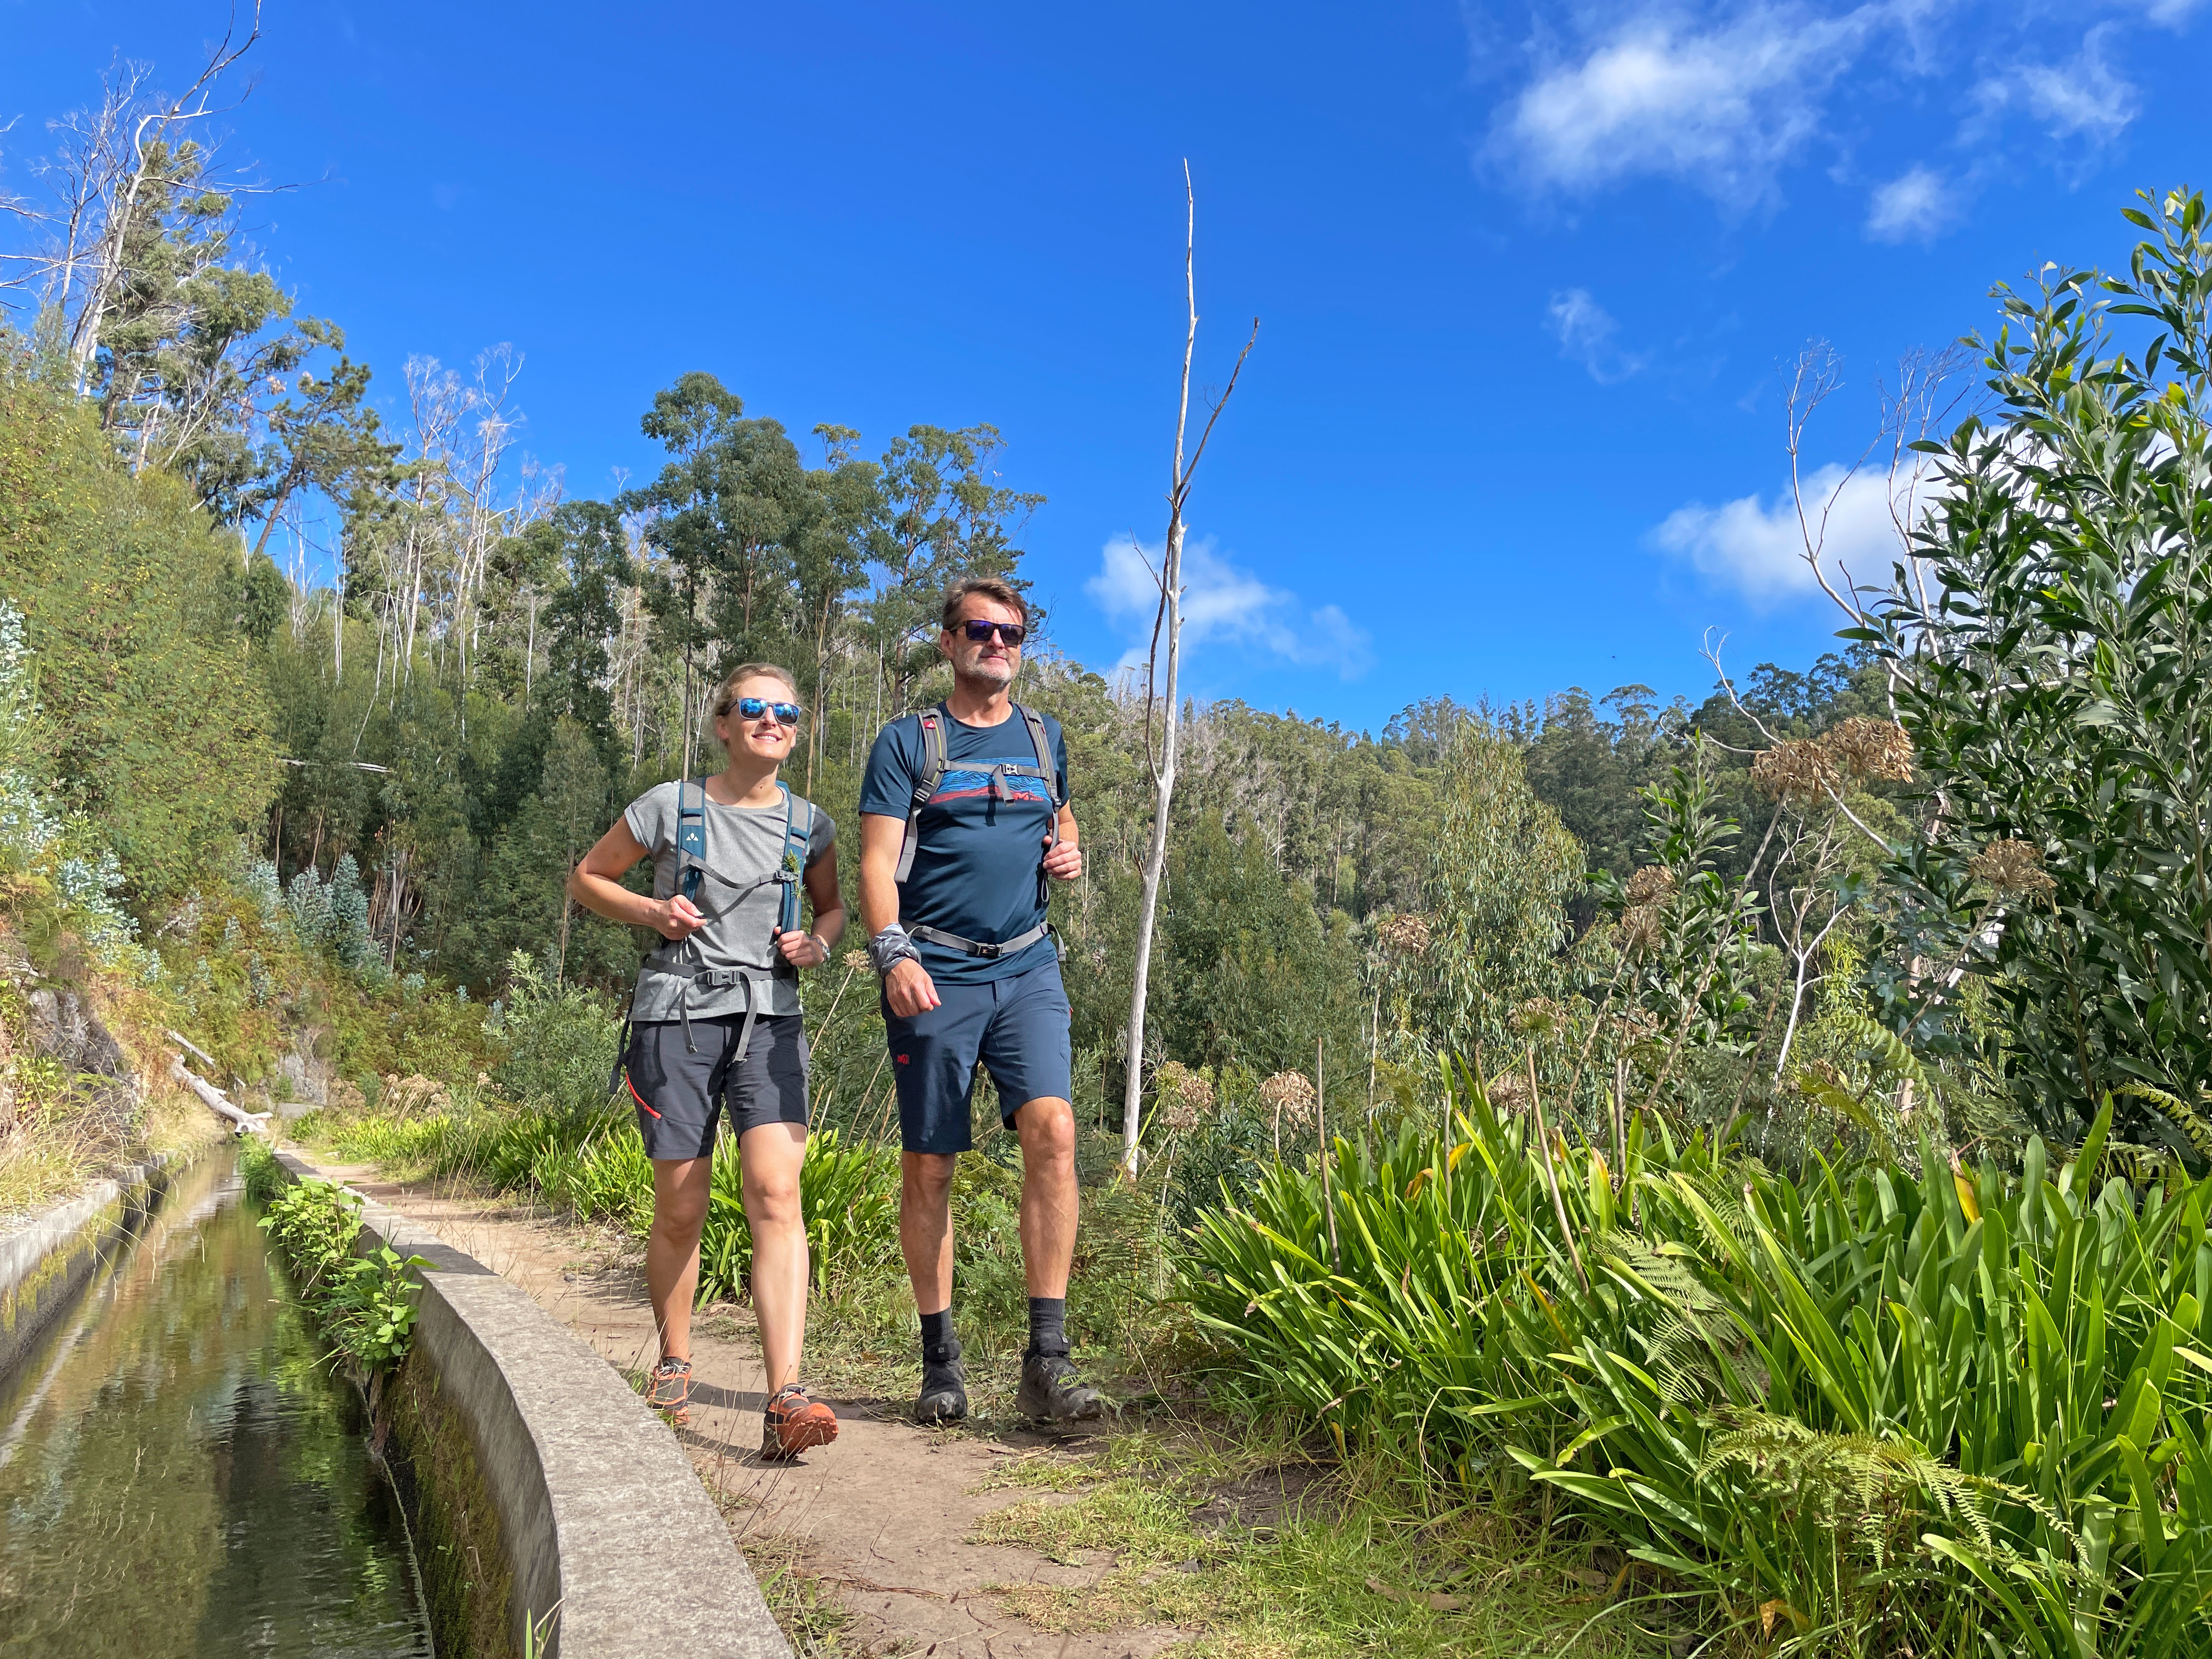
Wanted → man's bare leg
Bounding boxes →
[1012,1095,1102,1421]
[1013,1095,1078,1297]
[901,1149,967,1420]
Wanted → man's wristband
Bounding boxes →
[868,926,921,979]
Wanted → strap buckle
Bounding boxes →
[972,940,1002,959]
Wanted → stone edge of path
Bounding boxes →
[0,1148,180,1380]
[278,1149,791,1659]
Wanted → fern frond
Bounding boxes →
[2113,1080,2212,1163]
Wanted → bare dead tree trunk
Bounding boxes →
[1118,162,1257,1176]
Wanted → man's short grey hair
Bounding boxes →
[940,577,1028,633]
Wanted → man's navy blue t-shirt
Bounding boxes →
[860,704,1068,985]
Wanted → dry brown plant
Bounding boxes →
[1826,716,1915,782]
[1752,738,1844,805]
[1376,913,1433,957]
[1969,838,2057,903]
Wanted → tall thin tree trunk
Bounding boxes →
[1119,163,1257,1177]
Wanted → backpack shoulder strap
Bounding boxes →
[776,784,812,935]
[1015,706,1062,806]
[675,776,708,902]
[893,705,952,884]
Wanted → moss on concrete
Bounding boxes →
[383,1342,517,1659]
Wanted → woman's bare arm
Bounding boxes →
[567,819,704,941]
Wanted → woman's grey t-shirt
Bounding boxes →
[622,781,835,1022]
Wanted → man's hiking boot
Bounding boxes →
[646,1357,692,1427]
[1017,1348,1104,1425]
[761,1383,839,1460]
[915,1337,968,1424]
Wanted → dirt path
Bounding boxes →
[307,1156,1186,1659]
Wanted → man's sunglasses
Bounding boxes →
[956,619,1026,646]
[729,697,804,726]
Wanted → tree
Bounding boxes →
[241,321,401,558]
[1120,166,1258,1174]
[865,423,1045,712]
[1417,723,1584,1078]
[1869,188,2212,1146]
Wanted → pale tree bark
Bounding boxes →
[1119,162,1257,1176]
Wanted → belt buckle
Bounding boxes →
[975,941,1001,959]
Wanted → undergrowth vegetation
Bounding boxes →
[1186,1073,2212,1655]
[243,1138,430,1373]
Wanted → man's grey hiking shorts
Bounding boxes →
[622,1014,809,1161]
[883,953,1073,1155]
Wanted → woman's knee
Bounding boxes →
[743,1173,803,1230]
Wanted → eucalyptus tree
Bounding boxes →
[864,423,1044,712]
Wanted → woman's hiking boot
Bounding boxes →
[761,1383,839,1460]
[915,1336,968,1424]
[646,1357,692,1426]
[1017,1348,1103,1424]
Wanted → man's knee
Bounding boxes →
[1014,1097,1076,1167]
[901,1151,957,1206]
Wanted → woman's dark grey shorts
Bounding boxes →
[620,1014,809,1161]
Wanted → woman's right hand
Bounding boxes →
[650,894,708,941]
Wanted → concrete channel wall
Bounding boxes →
[274,1152,789,1659]
[0,1151,175,1381]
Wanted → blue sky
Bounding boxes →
[3,2,2206,732]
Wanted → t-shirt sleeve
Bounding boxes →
[622,782,676,857]
[1049,717,1070,804]
[804,807,836,867]
[858,720,918,819]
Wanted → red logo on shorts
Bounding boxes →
[895,1053,910,1064]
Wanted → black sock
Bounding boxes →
[1028,1296,1067,1357]
[920,1307,956,1361]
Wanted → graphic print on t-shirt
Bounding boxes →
[928,759,1058,808]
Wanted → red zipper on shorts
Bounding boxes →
[624,1072,661,1119]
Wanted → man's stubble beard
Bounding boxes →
[956,652,1015,693]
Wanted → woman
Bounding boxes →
[568,663,846,1459]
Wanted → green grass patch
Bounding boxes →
[968,1433,1678,1658]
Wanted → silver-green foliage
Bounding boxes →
[1416,722,1584,1070]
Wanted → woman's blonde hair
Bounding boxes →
[712,662,800,718]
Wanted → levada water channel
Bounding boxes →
[0,1149,434,1656]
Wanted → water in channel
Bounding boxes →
[0,1150,434,1657]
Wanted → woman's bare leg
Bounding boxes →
[739,1121,810,1391]
[646,1155,713,1362]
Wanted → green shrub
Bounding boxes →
[488,951,621,1118]
[256,1171,430,1373]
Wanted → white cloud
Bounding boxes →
[1489,3,1883,202]
[1652,462,1921,607]
[1086,534,1373,681]
[2126,0,2204,30]
[1548,289,1650,382]
[1865,165,1951,241]
[1976,29,2137,144]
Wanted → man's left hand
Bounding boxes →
[1042,834,1083,883]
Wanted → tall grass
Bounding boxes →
[1181,1065,2212,1655]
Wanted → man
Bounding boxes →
[857,577,1101,1425]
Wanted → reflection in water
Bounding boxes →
[0,1153,432,1657]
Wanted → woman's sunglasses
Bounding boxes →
[957,619,1025,646]
[727,697,804,726]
